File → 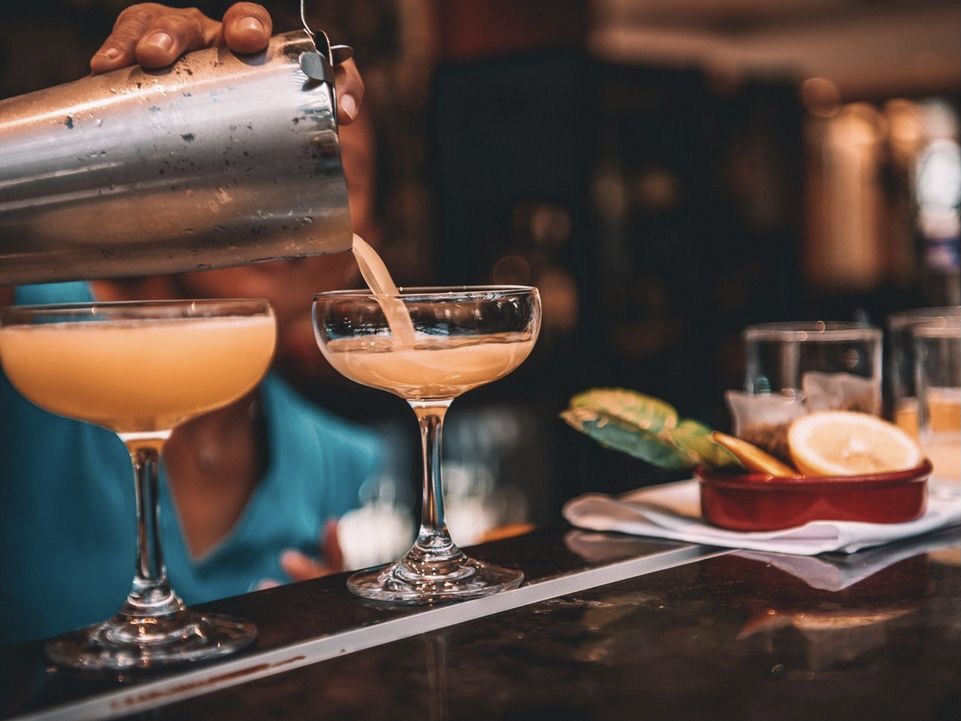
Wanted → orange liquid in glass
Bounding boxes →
[323,333,535,402]
[0,315,275,433]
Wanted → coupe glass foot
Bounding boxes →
[347,557,523,604]
[45,610,256,671]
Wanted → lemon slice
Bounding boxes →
[787,411,923,476]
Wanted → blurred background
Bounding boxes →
[2,0,958,553]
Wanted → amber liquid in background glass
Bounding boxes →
[922,388,961,483]
[895,397,921,438]
[898,391,961,483]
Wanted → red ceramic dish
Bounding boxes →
[696,459,932,532]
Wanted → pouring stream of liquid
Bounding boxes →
[350,234,417,346]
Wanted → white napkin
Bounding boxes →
[562,479,961,556]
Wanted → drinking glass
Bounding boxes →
[726,321,882,460]
[886,306,961,433]
[0,299,276,669]
[312,286,541,603]
[912,317,961,489]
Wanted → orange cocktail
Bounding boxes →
[0,299,275,670]
[1,314,274,434]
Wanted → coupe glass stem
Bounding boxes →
[121,440,185,620]
[407,401,466,570]
[46,435,257,669]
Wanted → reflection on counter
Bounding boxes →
[712,552,929,672]
[564,529,668,564]
[561,527,958,680]
[13,527,953,721]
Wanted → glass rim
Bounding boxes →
[312,284,538,301]
[743,321,880,342]
[1,297,273,323]
[911,316,961,339]
[887,305,961,330]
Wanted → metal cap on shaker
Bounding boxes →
[0,30,351,286]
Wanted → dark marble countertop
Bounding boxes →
[2,524,959,721]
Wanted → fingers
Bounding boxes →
[280,549,331,582]
[135,9,221,70]
[279,521,345,582]
[91,3,155,74]
[91,3,223,74]
[334,57,364,125]
[222,2,272,55]
[91,3,361,124]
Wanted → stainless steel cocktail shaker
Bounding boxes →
[0,30,351,285]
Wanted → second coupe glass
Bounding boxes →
[312,285,541,603]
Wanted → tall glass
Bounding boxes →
[726,321,882,461]
[913,317,961,489]
[886,306,961,432]
[312,286,541,603]
[0,299,276,670]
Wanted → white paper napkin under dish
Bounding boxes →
[562,479,961,556]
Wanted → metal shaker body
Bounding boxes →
[0,31,351,286]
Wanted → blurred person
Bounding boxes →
[0,2,381,645]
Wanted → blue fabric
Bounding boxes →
[1,283,382,645]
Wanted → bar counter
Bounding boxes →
[2,522,958,721]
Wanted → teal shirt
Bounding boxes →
[0,283,382,645]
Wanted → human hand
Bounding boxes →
[90,2,363,124]
[256,520,345,590]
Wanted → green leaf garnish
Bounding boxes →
[560,407,696,470]
[561,388,741,470]
[569,387,678,432]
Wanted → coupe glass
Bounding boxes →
[312,285,541,603]
[0,299,276,670]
